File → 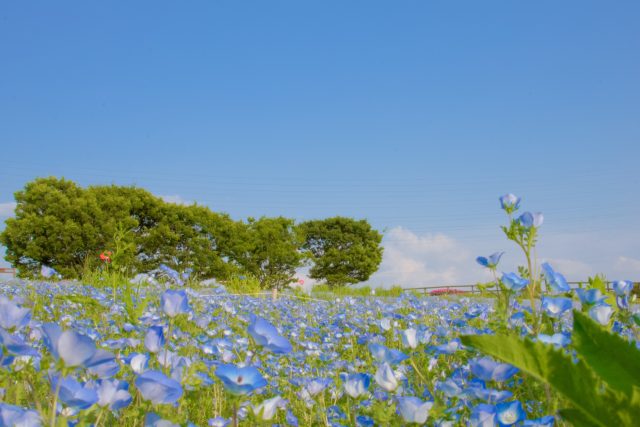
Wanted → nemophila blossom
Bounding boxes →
[501,273,529,292]
[469,404,496,427]
[575,288,605,306]
[379,318,392,331]
[342,373,371,398]
[160,289,190,318]
[433,338,462,355]
[476,252,505,269]
[0,403,41,426]
[135,370,182,404]
[252,395,285,420]
[52,375,99,410]
[541,263,570,293]
[95,379,132,411]
[368,343,409,365]
[537,333,570,348]
[144,326,165,353]
[465,386,513,404]
[41,323,96,367]
[159,264,184,286]
[401,328,418,349]
[589,304,613,325]
[499,194,521,213]
[495,400,526,426]
[470,357,519,382]
[85,349,119,378]
[304,377,331,396]
[612,280,634,296]
[523,415,555,426]
[214,364,267,396]
[374,362,399,391]
[517,212,544,228]
[541,297,572,318]
[128,353,149,374]
[145,412,180,427]
[40,265,57,279]
[0,328,38,357]
[208,416,231,427]
[0,295,31,331]
[247,315,292,354]
[616,294,629,310]
[396,396,433,424]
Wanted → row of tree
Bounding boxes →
[0,177,384,288]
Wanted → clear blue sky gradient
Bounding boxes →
[1,1,638,280]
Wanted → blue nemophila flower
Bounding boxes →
[0,402,41,426]
[247,315,292,354]
[128,353,149,374]
[541,297,572,318]
[252,395,285,421]
[616,294,629,310]
[537,333,570,348]
[342,373,371,398]
[304,378,332,396]
[517,212,544,228]
[374,362,399,391]
[214,364,267,395]
[40,265,57,279]
[469,403,496,427]
[356,415,375,427]
[470,357,519,382]
[368,343,409,365]
[145,413,179,427]
[589,304,613,326]
[144,326,165,353]
[160,290,190,318]
[0,295,31,331]
[0,329,38,357]
[401,328,418,349]
[52,375,99,410]
[86,349,119,378]
[41,323,97,367]
[541,263,570,293]
[476,252,505,269]
[208,416,231,427]
[499,194,521,213]
[523,415,555,426]
[95,379,132,411]
[495,400,526,426]
[135,370,183,404]
[396,396,433,424]
[159,264,184,286]
[612,280,634,296]
[501,273,529,292]
[574,288,605,306]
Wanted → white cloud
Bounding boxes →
[159,195,193,206]
[614,256,640,278]
[366,227,492,288]
[0,202,16,217]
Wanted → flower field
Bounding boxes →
[0,194,638,426]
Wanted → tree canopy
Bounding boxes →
[1,177,383,288]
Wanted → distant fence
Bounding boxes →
[403,281,639,296]
[0,268,16,278]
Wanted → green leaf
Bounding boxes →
[558,408,600,427]
[572,310,640,396]
[460,333,637,426]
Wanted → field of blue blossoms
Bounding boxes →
[0,194,637,426]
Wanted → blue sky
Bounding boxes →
[1,1,638,285]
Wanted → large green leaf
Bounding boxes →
[460,333,638,426]
[572,310,640,396]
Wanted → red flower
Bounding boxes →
[100,251,112,263]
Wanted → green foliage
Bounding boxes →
[461,310,640,426]
[311,284,404,298]
[231,216,304,290]
[298,217,383,287]
[222,275,263,294]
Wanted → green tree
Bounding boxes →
[0,177,103,277]
[298,217,383,287]
[231,216,303,290]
